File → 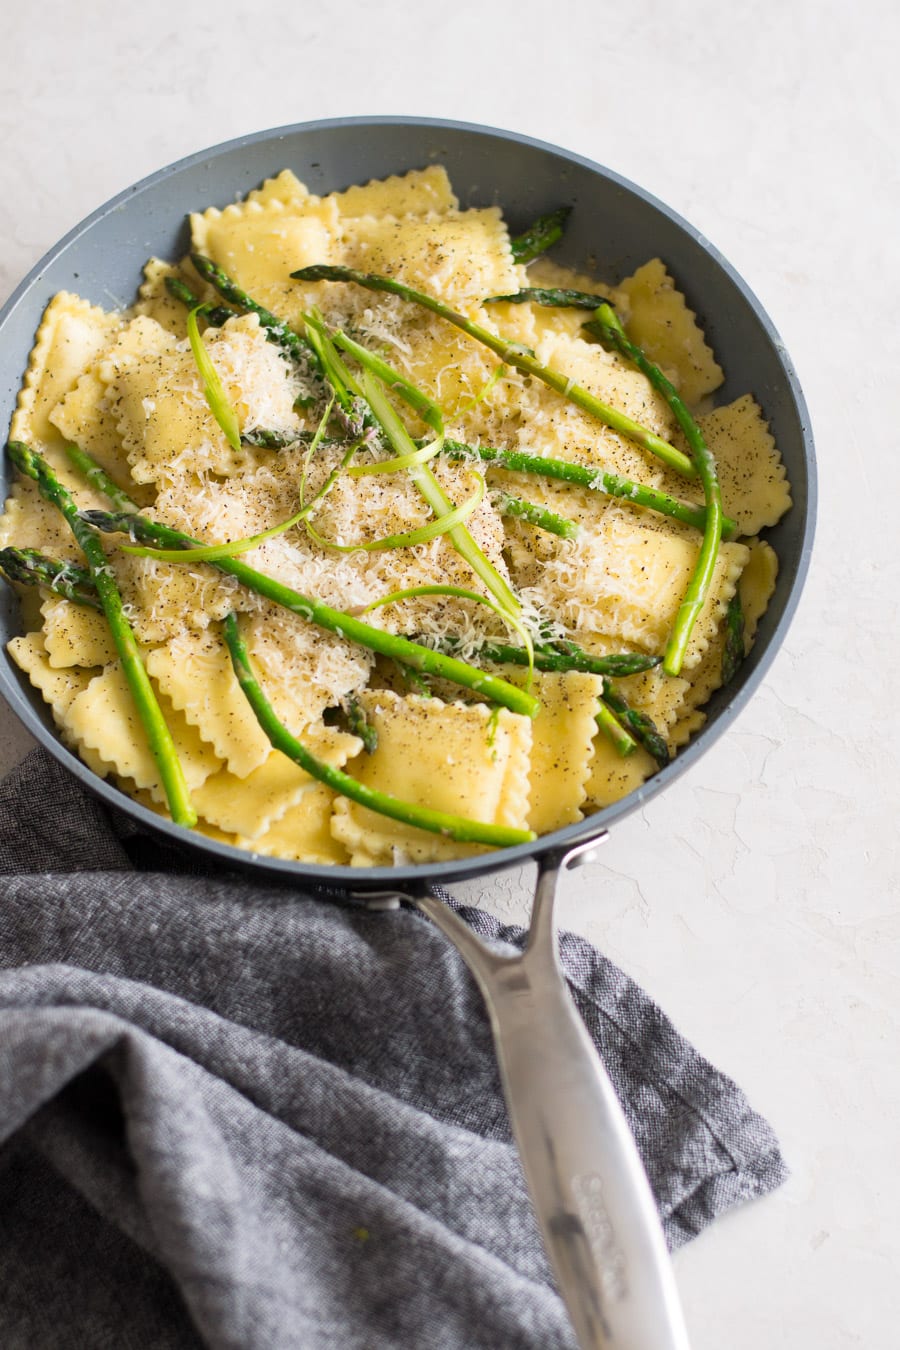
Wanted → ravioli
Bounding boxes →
[1,165,790,862]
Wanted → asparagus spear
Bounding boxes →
[81,508,539,718]
[290,264,695,478]
[509,207,572,264]
[489,490,579,539]
[325,696,379,753]
[425,633,664,762]
[394,663,432,698]
[6,442,196,827]
[240,428,306,449]
[164,275,236,329]
[595,699,638,756]
[486,287,612,309]
[223,613,536,848]
[585,304,724,676]
[600,680,670,767]
[0,547,101,610]
[721,590,745,685]
[345,696,378,754]
[63,444,139,514]
[445,439,736,537]
[428,631,667,763]
[428,636,659,679]
[190,253,311,365]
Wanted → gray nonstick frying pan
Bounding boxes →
[0,118,816,1348]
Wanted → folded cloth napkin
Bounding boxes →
[0,748,788,1350]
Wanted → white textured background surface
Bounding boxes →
[2,1,898,1345]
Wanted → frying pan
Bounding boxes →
[0,118,816,1348]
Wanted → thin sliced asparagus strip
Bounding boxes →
[444,439,733,536]
[721,590,745,685]
[81,508,539,718]
[490,490,578,539]
[595,699,638,756]
[173,261,369,440]
[341,372,533,669]
[223,613,536,847]
[486,287,612,309]
[64,444,140,514]
[187,305,241,449]
[428,636,659,679]
[600,680,670,767]
[7,442,196,827]
[185,263,364,435]
[0,547,101,610]
[290,265,695,478]
[510,207,572,264]
[585,304,724,675]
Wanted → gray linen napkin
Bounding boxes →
[0,748,788,1349]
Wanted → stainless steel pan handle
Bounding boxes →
[410,840,691,1350]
